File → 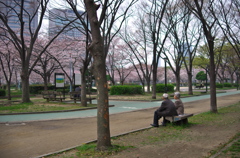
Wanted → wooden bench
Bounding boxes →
[69,91,96,104]
[164,113,194,125]
[195,84,204,89]
[41,91,65,102]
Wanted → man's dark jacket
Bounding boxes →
[157,99,178,116]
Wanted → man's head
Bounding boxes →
[162,93,168,99]
[174,92,180,99]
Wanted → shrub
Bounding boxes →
[29,85,66,94]
[156,84,174,93]
[110,85,143,95]
[0,89,6,96]
[223,83,232,87]
[216,83,223,88]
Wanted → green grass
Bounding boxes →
[0,102,97,114]
[223,137,240,157]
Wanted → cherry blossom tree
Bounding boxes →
[0,39,19,100]
[0,0,76,103]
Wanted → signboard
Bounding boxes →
[55,73,65,88]
[74,73,81,85]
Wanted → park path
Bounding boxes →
[0,90,239,123]
[0,90,239,158]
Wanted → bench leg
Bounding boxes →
[174,118,189,126]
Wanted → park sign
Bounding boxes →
[55,73,65,88]
[74,73,81,85]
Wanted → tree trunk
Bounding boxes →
[81,71,87,107]
[84,0,111,150]
[43,75,48,90]
[146,79,151,93]
[175,73,181,92]
[7,81,11,100]
[187,72,193,95]
[209,41,217,113]
[21,69,30,103]
[152,64,157,99]
[152,72,157,99]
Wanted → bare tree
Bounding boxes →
[0,40,17,100]
[84,0,137,150]
[183,0,220,113]
[145,0,171,99]
[118,14,152,93]
[214,0,240,59]
[32,39,63,90]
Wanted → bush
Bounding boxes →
[216,83,223,88]
[110,85,143,95]
[29,85,66,94]
[223,83,232,87]
[156,84,174,93]
[0,89,6,96]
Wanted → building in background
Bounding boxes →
[0,0,38,35]
[48,8,84,39]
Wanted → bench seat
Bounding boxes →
[69,92,96,104]
[164,113,193,125]
[41,91,65,102]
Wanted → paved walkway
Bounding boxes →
[0,90,239,158]
[0,90,239,123]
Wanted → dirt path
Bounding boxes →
[0,94,239,158]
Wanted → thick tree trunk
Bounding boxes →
[43,76,48,90]
[84,0,111,150]
[209,41,217,113]
[7,81,11,100]
[175,73,181,92]
[21,69,30,103]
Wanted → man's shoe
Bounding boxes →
[150,124,159,127]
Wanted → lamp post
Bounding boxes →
[163,58,167,93]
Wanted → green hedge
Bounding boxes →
[110,85,143,95]
[223,83,232,87]
[216,83,223,88]
[29,85,55,94]
[156,84,174,93]
[0,89,6,96]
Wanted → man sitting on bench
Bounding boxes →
[174,92,184,116]
[74,86,81,98]
[151,93,178,127]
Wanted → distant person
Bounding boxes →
[174,92,184,116]
[151,93,178,127]
[74,86,81,98]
